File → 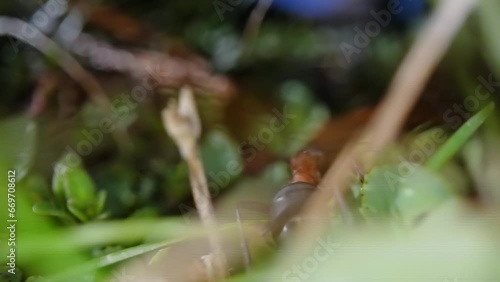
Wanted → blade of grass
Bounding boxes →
[47,239,180,282]
[66,218,197,247]
[425,102,495,171]
[22,218,200,255]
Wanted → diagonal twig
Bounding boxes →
[0,16,131,150]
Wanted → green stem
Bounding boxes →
[425,102,495,171]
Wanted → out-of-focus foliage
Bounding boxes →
[1,0,500,281]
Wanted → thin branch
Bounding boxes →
[69,33,236,98]
[162,87,227,280]
[0,16,131,150]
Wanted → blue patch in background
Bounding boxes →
[394,0,425,22]
[271,0,351,19]
[270,0,425,22]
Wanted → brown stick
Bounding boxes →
[162,87,227,280]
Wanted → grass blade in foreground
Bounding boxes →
[47,239,179,281]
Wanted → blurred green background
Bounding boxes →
[1,0,500,281]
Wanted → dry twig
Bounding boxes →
[162,87,227,281]
[68,33,235,98]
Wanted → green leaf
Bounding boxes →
[360,165,400,218]
[32,201,74,221]
[51,153,109,221]
[63,166,97,208]
[95,190,107,216]
[360,165,455,224]
[67,200,90,222]
[54,154,97,208]
[425,103,495,171]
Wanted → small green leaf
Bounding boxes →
[32,201,74,221]
[67,200,90,222]
[63,166,97,209]
[53,153,98,214]
[95,190,107,216]
[360,165,400,218]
